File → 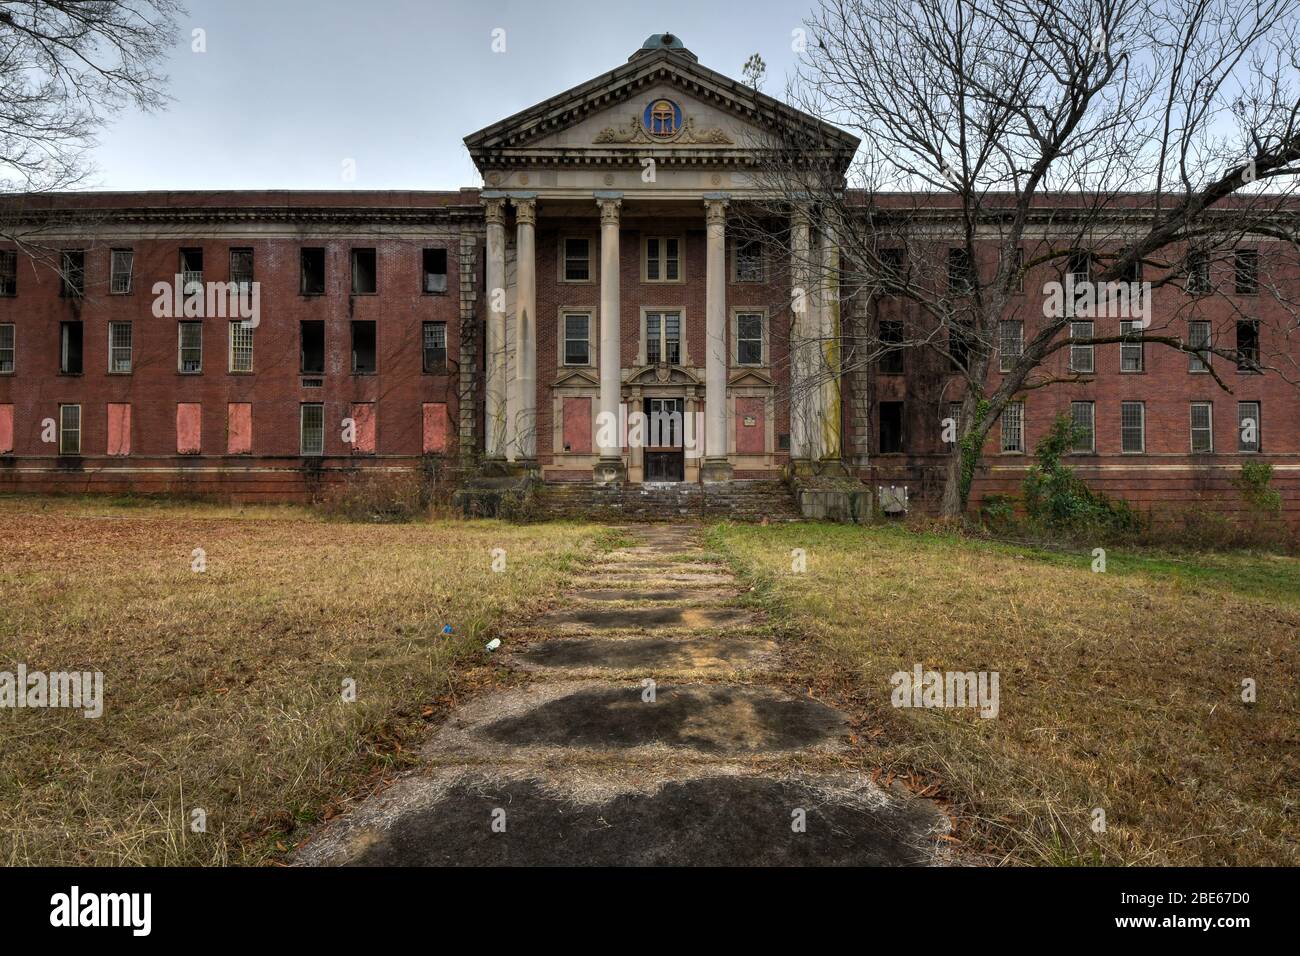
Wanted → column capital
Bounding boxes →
[703,196,729,226]
[597,196,622,224]
[513,197,536,226]
[484,197,508,226]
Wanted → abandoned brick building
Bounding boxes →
[0,34,1296,521]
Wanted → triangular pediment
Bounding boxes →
[552,367,600,388]
[464,47,858,171]
[728,368,774,388]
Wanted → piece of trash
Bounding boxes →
[485,638,501,652]
[442,625,453,634]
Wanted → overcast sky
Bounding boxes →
[88,0,810,192]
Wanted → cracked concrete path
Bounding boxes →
[296,523,950,866]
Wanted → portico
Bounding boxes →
[464,33,858,485]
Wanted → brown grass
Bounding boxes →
[707,521,1300,866]
[0,496,607,865]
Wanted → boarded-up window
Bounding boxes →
[562,397,591,454]
[227,403,252,454]
[177,403,202,454]
[0,404,12,454]
[107,404,131,456]
[350,402,376,454]
[736,397,765,455]
[422,402,448,454]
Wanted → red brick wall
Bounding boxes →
[0,219,465,501]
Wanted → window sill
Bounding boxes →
[351,371,378,377]
[421,290,448,296]
[349,292,379,297]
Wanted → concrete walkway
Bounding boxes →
[296,524,949,866]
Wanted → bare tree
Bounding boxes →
[738,0,1300,516]
[0,0,181,268]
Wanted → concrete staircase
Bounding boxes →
[535,479,804,522]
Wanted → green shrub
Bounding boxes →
[1236,461,1282,515]
[1022,415,1144,534]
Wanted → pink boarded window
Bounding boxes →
[350,402,376,454]
[227,403,251,454]
[736,397,766,455]
[177,403,202,455]
[422,402,448,453]
[106,403,131,456]
[562,397,592,454]
[0,404,12,455]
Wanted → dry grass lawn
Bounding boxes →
[0,496,607,865]
[707,521,1299,866]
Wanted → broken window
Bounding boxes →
[878,319,904,374]
[878,247,905,293]
[422,321,447,372]
[180,248,204,290]
[110,249,134,294]
[949,320,974,371]
[947,247,975,294]
[60,322,83,374]
[61,250,85,297]
[230,248,254,289]
[351,248,377,295]
[300,248,326,295]
[351,320,376,373]
[0,250,15,296]
[423,248,447,293]
[1186,251,1211,295]
[1236,320,1260,371]
[879,401,904,454]
[1234,249,1258,295]
[300,320,324,374]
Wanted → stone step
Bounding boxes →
[507,633,779,678]
[534,479,804,522]
[528,605,759,635]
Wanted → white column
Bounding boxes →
[595,194,624,481]
[818,207,842,462]
[484,198,508,459]
[703,196,731,481]
[789,205,814,464]
[512,197,537,462]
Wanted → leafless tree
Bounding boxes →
[737,0,1300,516]
[0,0,181,271]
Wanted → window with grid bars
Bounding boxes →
[110,249,134,294]
[564,313,590,366]
[0,250,15,296]
[1069,321,1094,373]
[947,401,964,443]
[1000,401,1024,453]
[229,321,254,372]
[59,404,81,455]
[180,248,203,291]
[999,320,1023,372]
[1190,402,1214,453]
[736,313,764,366]
[178,322,202,373]
[1070,401,1095,453]
[422,321,446,372]
[1188,320,1211,372]
[563,239,590,282]
[645,238,681,282]
[108,322,133,373]
[646,312,681,364]
[0,324,13,373]
[735,238,763,282]
[877,247,905,293]
[1120,319,1144,372]
[300,404,324,456]
[1067,252,1091,316]
[1238,402,1261,453]
[1121,402,1145,453]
